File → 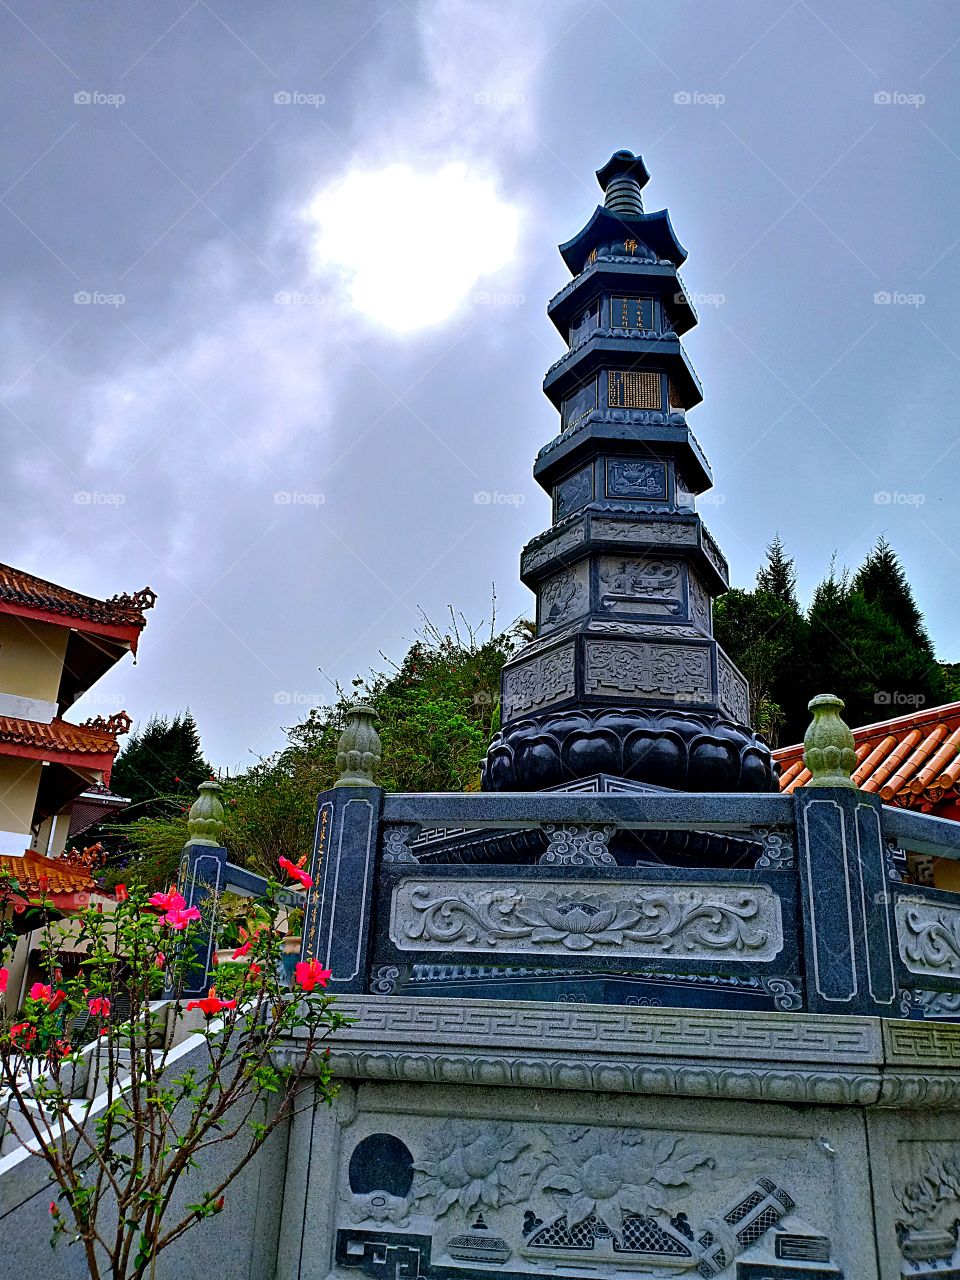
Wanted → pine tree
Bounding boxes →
[756,535,798,606]
[110,712,210,810]
[854,535,930,651]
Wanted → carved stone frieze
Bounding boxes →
[591,516,697,545]
[717,651,750,727]
[382,824,421,863]
[539,824,617,867]
[896,897,960,976]
[554,464,593,519]
[597,555,684,617]
[538,562,589,634]
[583,640,712,702]
[754,828,796,871]
[389,878,784,961]
[687,569,711,633]
[502,644,576,719]
[520,523,585,575]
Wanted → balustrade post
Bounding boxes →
[300,705,384,993]
[794,695,898,1016]
[169,780,227,998]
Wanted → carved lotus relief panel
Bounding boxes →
[389,877,785,962]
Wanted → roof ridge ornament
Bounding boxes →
[803,694,857,788]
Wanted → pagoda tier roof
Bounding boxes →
[775,701,960,812]
[0,562,155,650]
[547,260,698,338]
[558,206,687,276]
[0,713,126,774]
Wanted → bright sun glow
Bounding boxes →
[305,163,520,333]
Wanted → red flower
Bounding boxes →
[0,967,8,994]
[155,952,166,970]
[246,963,262,979]
[231,940,252,959]
[37,874,49,892]
[165,905,201,931]
[186,989,238,1017]
[28,982,51,1003]
[149,888,185,913]
[10,1022,36,1049]
[114,883,128,902]
[279,855,313,889]
[88,996,110,1017]
[293,959,331,991]
[47,989,67,1014]
[49,1201,58,1216]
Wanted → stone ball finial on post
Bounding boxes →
[803,694,857,788]
[335,703,382,787]
[185,779,226,846]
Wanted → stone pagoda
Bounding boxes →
[484,151,776,794]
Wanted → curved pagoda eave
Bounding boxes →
[558,206,687,275]
[547,261,698,339]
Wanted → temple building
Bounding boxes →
[0,561,153,860]
[483,151,776,795]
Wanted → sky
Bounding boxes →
[2,0,959,770]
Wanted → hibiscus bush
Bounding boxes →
[0,861,341,1280]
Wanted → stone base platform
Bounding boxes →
[275,997,960,1280]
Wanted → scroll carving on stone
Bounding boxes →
[538,563,589,633]
[687,570,711,632]
[389,878,784,961]
[520,525,585,575]
[539,824,617,867]
[584,640,711,702]
[896,898,960,976]
[502,644,576,719]
[591,517,697,546]
[598,556,684,617]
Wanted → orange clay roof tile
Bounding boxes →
[0,848,95,895]
[775,702,960,810]
[0,716,120,759]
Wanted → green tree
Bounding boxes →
[111,712,211,811]
[755,533,798,605]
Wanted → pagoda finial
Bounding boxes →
[803,694,857,788]
[596,150,650,218]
